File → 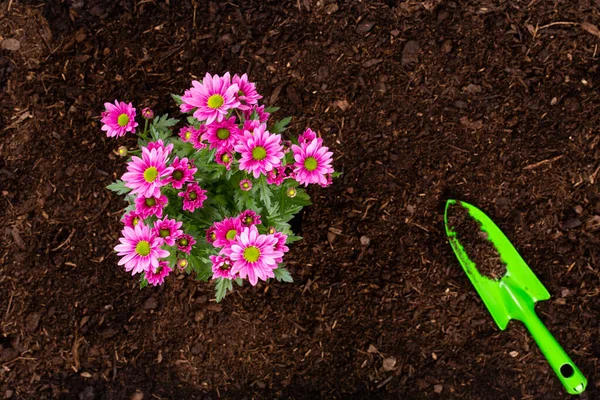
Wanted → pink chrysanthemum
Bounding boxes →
[233,74,262,111]
[179,125,196,142]
[212,217,243,248]
[114,223,169,275]
[243,105,270,123]
[282,140,292,154]
[215,149,233,170]
[204,116,240,150]
[122,146,173,198]
[101,100,138,138]
[179,90,195,113]
[220,225,284,286]
[298,128,318,144]
[284,164,296,180]
[206,226,217,244]
[178,183,207,212]
[243,119,264,133]
[209,255,235,279]
[177,234,196,254]
[191,125,208,150]
[320,173,333,188]
[239,210,261,227]
[145,260,172,286]
[234,125,284,179]
[291,138,334,186]
[267,165,285,186]
[239,179,252,191]
[135,193,168,219]
[121,211,143,228]
[168,156,197,189]
[180,73,241,125]
[147,139,174,156]
[151,216,183,246]
[272,231,289,263]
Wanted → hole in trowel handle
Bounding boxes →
[560,363,574,378]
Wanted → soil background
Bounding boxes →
[1,0,600,399]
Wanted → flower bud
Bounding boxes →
[142,107,154,119]
[286,187,297,198]
[117,146,128,157]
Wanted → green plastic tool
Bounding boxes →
[444,199,587,395]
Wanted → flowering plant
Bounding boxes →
[104,73,335,301]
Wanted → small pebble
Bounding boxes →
[434,384,443,394]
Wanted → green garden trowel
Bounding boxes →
[444,199,587,395]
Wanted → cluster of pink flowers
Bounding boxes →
[206,210,289,285]
[103,72,335,294]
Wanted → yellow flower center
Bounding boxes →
[159,228,170,238]
[226,229,237,240]
[117,113,130,127]
[179,238,188,247]
[189,192,197,200]
[185,131,192,140]
[132,217,140,226]
[243,246,260,262]
[222,154,231,163]
[286,187,297,198]
[135,240,151,256]
[144,166,158,182]
[245,216,253,225]
[145,197,156,207]
[252,146,267,161]
[207,94,224,109]
[217,128,230,140]
[220,262,231,271]
[304,157,318,171]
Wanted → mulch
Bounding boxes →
[1,0,600,398]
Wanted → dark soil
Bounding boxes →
[447,202,507,280]
[2,0,600,399]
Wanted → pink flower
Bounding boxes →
[239,179,252,191]
[121,211,143,228]
[272,231,289,262]
[210,255,235,279]
[147,139,174,156]
[179,125,196,142]
[291,138,334,186]
[206,226,217,244]
[320,173,333,188]
[152,216,183,246]
[220,226,284,286]
[178,183,207,212]
[122,146,173,198]
[234,125,284,179]
[243,105,270,123]
[177,234,196,254]
[180,90,195,113]
[243,119,264,133]
[233,74,262,110]
[266,165,285,186]
[203,116,240,150]
[215,149,233,170]
[101,100,138,138]
[145,260,172,286]
[282,140,292,154]
[168,157,197,189]
[298,128,318,144]
[239,210,261,227]
[180,73,240,125]
[191,125,208,150]
[142,108,154,119]
[114,223,169,275]
[212,217,243,248]
[135,193,168,219]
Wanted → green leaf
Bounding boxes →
[215,278,234,302]
[189,254,212,281]
[270,116,292,134]
[332,171,342,178]
[274,267,293,283]
[286,235,303,244]
[152,114,179,131]
[171,94,183,105]
[258,176,273,211]
[234,277,244,287]
[264,106,280,113]
[140,276,149,289]
[106,180,132,195]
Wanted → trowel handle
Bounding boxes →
[522,311,587,395]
